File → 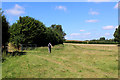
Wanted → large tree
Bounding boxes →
[1,9,10,52]
[114,25,120,43]
[9,16,66,49]
[50,24,66,44]
[46,27,62,45]
[9,16,47,48]
[2,15,10,49]
[0,9,2,48]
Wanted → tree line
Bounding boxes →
[64,27,120,44]
[2,14,66,50]
[89,26,120,44]
[1,10,120,51]
[85,37,117,44]
[64,38,117,44]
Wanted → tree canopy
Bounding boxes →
[100,37,105,41]
[9,16,66,48]
[114,25,120,43]
[2,15,10,47]
[50,24,66,42]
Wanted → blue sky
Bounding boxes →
[2,2,118,40]
[2,0,119,2]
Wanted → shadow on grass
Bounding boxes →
[2,51,26,63]
[8,51,26,56]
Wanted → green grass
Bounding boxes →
[2,44,118,78]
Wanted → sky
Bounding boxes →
[2,2,119,41]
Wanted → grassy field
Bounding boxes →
[2,43,118,78]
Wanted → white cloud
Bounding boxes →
[80,30,85,32]
[114,2,120,9]
[70,32,91,36]
[55,6,67,11]
[105,33,110,36]
[89,9,99,15]
[15,4,23,9]
[90,11,99,15]
[70,33,80,36]
[84,32,91,35]
[115,25,118,28]
[102,25,114,30]
[68,32,91,40]
[114,3,118,9]
[86,19,98,23]
[6,4,25,16]
[65,36,68,39]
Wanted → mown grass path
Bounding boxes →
[2,44,118,78]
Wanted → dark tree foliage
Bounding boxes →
[2,15,10,47]
[50,24,66,44]
[46,28,59,45]
[9,16,47,48]
[99,37,105,41]
[114,25,120,43]
[0,9,2,46]
[9,16,66,48]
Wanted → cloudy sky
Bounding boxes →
[2,2,118,40]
